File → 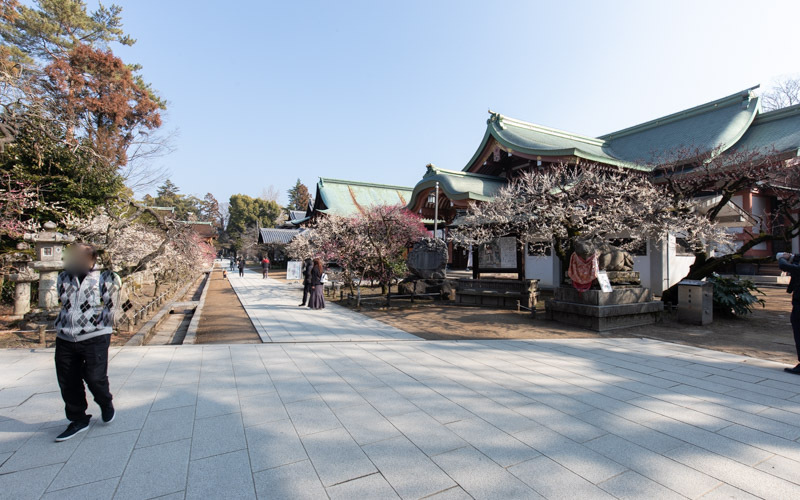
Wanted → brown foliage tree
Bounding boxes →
[44,43,162,167]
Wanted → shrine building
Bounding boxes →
[406,86,800,293]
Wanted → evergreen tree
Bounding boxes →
[227,194,282,237]
[287,179,312,211]
[201,193,222,227]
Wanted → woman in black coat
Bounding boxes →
[778,252,800,374]
[299,258,313,307]
[307,258,325,310]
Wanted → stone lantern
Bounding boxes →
[6,242,36,318]
[23,221,75,310]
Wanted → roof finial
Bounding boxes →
[488,109,504,125]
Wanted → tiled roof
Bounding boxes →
[258,228,305,244]
[727,103,800,157]
[177,221,217,238]
[465,86,800,172]
[313,178,413,217]
[407,164,506,211]
[288,210,307,221]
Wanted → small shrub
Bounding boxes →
[707,273,765,317]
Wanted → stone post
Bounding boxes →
[23,221,75,311]
[12,281,32,316]
[6,242,36,318]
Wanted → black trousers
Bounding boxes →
[55,335,113,422]
[239,268,244,277]
[301,283,312,304]
[792,301,800,362]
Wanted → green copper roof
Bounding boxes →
[313,178,413,217]
[600,87,760,163]
[467,87,765,171]
[728,103,800,157]
[407,165,506,210]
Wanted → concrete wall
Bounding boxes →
[525,246,557,289]
[647,235,696,296]
[632,246,651,291]
[749,195,770,252]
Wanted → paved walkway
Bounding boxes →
[228,270,417,343]
[2,272,800,499]
[2,339,800,499]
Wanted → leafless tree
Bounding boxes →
[218,201,230,230]
[450,163,725,274]
[66,202,215,295]
[649,145,800,300]
[761,76,800,111]
[260,185,281,203]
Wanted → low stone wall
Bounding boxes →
[124,280,196,346]
[183,271,212,345]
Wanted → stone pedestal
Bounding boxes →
[546,285,663,332]
[37,270,60,309]
[12,281,32,317]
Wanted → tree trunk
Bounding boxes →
[660,250,771,303]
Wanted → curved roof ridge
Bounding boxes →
[319,177,412,191]
[490,111,605,146]
[426,164,504,180]
[599,86,760,140]
[753,102,800,124]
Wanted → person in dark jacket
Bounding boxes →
[299,258,313,307]
[307,258,325,310]
[53,243,121,441]
[778,252,800,374]
[238,258,245,277]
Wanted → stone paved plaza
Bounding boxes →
[228,272,418,343]
[1,273,800,499]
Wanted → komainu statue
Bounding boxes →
[573,235,634,272]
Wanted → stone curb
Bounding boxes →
[183,270,213,345]
[124,280,195,347]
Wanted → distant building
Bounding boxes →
[257,228,306,245]
[180,221,218,245]
[300,177,414,222]
[279,210,310,229]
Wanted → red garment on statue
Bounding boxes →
[568,253,598,292]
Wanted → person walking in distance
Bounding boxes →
[261,256,270,279]
[238,258,245,277]
[778,252,800,374]
[299,258,313,306]
[307,258,326,310]
[229,257,235,271]
[53,243,121,442]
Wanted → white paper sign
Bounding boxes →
[286,260,303,281]
[499,237,517,269]
[597,271,613,293]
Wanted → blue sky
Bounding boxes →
[114,0,799,206]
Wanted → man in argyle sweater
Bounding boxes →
[53,243,121,442]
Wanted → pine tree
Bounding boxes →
[287,179,312,211]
